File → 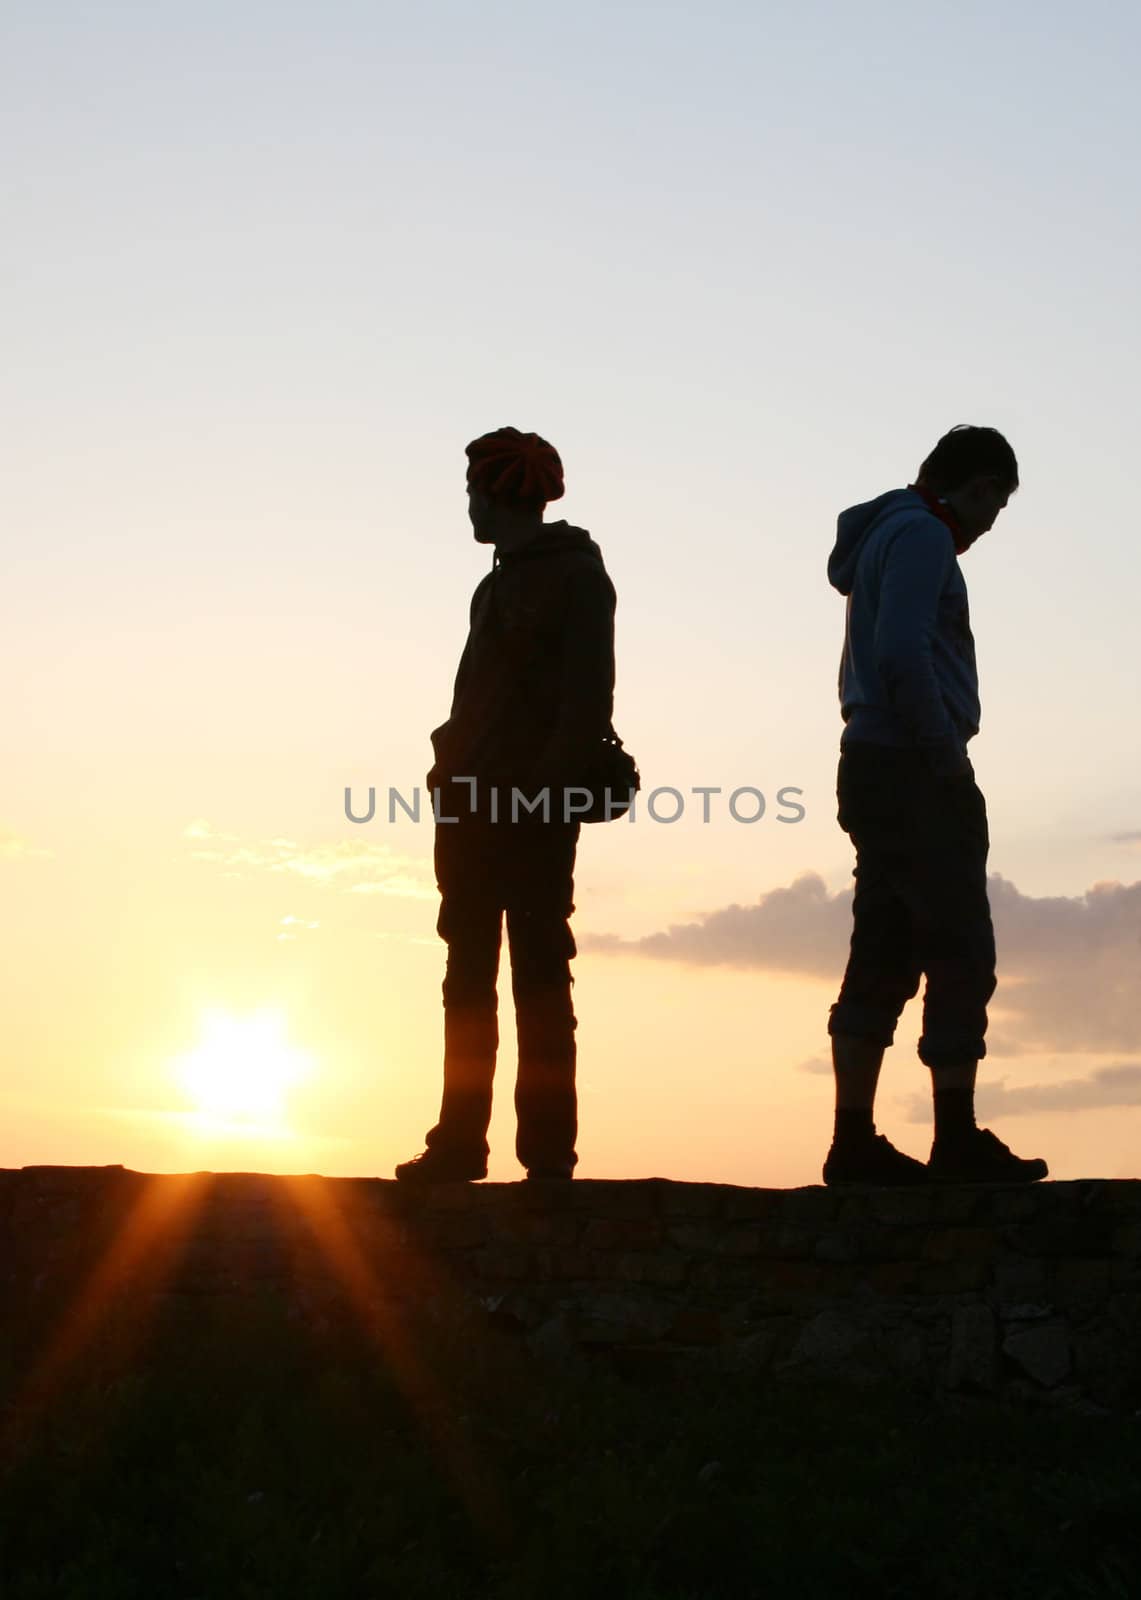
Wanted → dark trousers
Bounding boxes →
[425,811,580,1170]
[828,741,997,1068]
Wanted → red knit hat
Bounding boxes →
[465,427,565,506]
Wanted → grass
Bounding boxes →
[1,1286,1139,1599]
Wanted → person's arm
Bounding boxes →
[873,520,970,776]
[528,563,616,786]
[428,579,488,783]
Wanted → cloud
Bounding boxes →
[902,1062,1141,1122]
[580,872,852,977]
[1109,830,1141,844]
[979,1035,1026,1057]
[796,1055,832,1076]
[584,870,1141,1054]
[184,820,434,900]
[985,876,1141,1053]
[183,818,231,842]
[348,875,431,899]
[0,827,52,862]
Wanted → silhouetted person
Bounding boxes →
[823,425,1048,1186]
[396,428,617,1184]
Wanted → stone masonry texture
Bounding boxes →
[1,1168,1138,1411]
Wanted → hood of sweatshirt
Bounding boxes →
[826,488,919,596]
[495,520,605,568]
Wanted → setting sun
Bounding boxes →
[170,1010,313,1129]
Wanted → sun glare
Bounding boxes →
[171,1010,313,1130]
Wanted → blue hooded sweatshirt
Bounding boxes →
[827,488,980,770]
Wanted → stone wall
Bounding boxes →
[2,1167,1139,1411]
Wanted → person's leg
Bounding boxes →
[397,818,502,1181]
[824,746,928,1184]
[912,777,1047,1182]
[825,933,927,1184]
[930,1059,978,1147]
[828,1036,887,1174]
[425,968,500,1161]
[911,775,996,1083]
[505,819,580,1177]
[832,1035,886,1108]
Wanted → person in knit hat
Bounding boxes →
[822,424,1048,1186]
[396,427,619,1184]
[465,425,566,508]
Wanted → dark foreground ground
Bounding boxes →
[2,1280,1140,1600]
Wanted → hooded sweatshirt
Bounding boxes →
[430,520,616,790]
[827,488,980,768]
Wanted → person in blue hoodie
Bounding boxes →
[823,424,1048,1186]
[396,428,617,1185]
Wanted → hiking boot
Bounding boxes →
[928,1126,1048,1184]
[524,1164,574,1183]
[394,1148,487,1184]
[822,1132,930,1187]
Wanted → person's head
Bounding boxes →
[464,427,565,549]
[915,424,1018,548]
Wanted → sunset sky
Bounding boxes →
[4,1,1140,1184]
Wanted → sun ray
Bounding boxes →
[279,1174,512,1549]
[0,1171,213,1468]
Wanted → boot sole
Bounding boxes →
[823,1178,931,1188]
[926,1167,1048,1185]
[394,1169,487,1185]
